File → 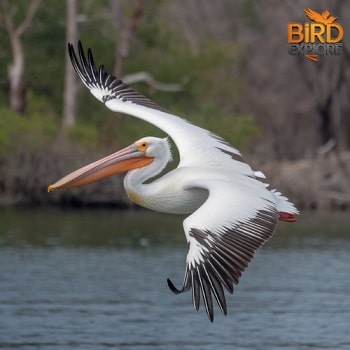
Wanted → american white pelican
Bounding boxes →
[48,41,299,322]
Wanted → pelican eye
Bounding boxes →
[137,141,149,152]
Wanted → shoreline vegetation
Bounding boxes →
[1,133,349,211]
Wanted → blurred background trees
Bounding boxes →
[0,0,349,208]
[1,0,41,113]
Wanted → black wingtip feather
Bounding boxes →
[167,278,183,295]
[203,264,227,315]
[191,270,200,311]
[67,40,170,112]
[87,48,98,77]
[197,266,214,322]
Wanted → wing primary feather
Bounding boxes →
[191,269,200,311]
[166,268,191,295]
[198,265,214,322]
[87,48,98,80]
[219,237,254,261]
[211,251,240,285]
[167,278,184,294]
[101,68,110,85]
[98,65,105,87]
[213,248,243,277]
[206,258,234,294]
[109,78,119,90]
[69,41,170,112]
[68,43,88,89]
[215,241,249,271]
[104,70,114,85]
[78,41,91,81]
[202,263,227,315]
[114,82,129,93]
[221,231,259,255]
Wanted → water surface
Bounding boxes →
[0,209,349,349]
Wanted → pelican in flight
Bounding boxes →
[49,41,298,322]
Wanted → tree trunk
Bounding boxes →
[2,0,41,114]
[113,0,145,77]
[8,33,26,113]
[62,0,79,128]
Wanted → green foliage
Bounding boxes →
[0,106,57,155]
[0,0,259,155]
[66,122,100,149]
[26,0,66,113]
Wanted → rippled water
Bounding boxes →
[0,209,349,349]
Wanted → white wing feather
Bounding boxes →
[68,42,254,175]
[166,173,278,321]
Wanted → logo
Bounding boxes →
[288,8,343,62]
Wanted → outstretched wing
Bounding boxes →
[167,174,279,321]
[68,41,255,177]
[304,8,323,22]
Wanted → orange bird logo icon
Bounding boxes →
[304,8,337,25]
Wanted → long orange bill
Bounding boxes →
[48,144,154,192]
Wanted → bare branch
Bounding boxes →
[122,72,183,92]
[16,0,41,37]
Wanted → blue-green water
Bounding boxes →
[0,209,349,349]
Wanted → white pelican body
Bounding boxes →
[125,163,208,214]
[49,42,299,321]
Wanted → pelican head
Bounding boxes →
[48,136,172,192]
